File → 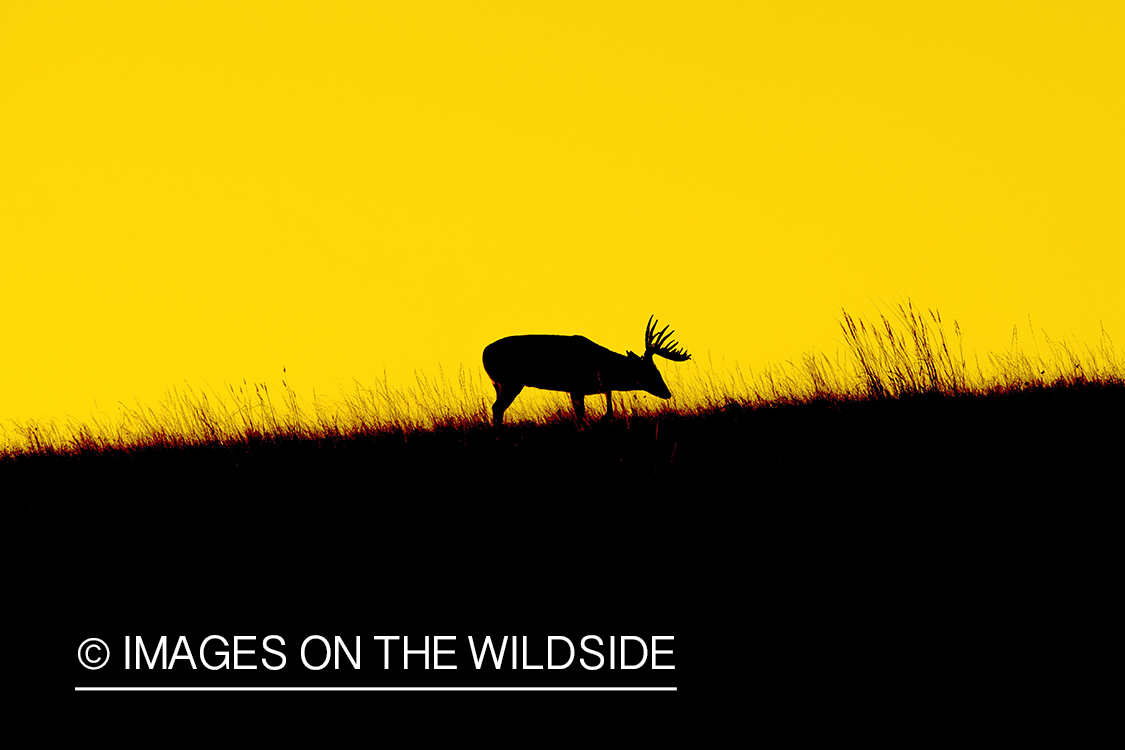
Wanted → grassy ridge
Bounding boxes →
[5,302,1122,457]
[8,303,1122,508]
[28,305,1122,632]
[40,305,1119,691]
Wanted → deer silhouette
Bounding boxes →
[483,316,691,426]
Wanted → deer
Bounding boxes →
[483,316,692,426]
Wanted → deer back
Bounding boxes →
[483,335,635,394]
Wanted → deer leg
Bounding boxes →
[602,391,614,422]
[570,393,585,423]
[492,382,523,427]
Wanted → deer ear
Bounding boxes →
[627,350,640,360]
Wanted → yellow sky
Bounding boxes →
[2,1,1122,425]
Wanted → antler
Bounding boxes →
[644,315,691,361]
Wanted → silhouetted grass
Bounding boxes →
[6,303,1123,460]
[30,305,1124,640]
[39,305,1120,679]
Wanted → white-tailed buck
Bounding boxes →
[483,316,692,426]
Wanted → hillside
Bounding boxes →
[26,378,1120,699]
[17,378,1121,500]
[23,307,1124,629]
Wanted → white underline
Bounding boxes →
[76,686,676,692]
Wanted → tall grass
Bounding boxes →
[3,302,1122,457]
[838,301,1121,399]
[839,301,968,398]
[1,366,497,456]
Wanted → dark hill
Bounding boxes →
[17,381,1122,633]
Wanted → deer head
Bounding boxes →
[624,316,692,399]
